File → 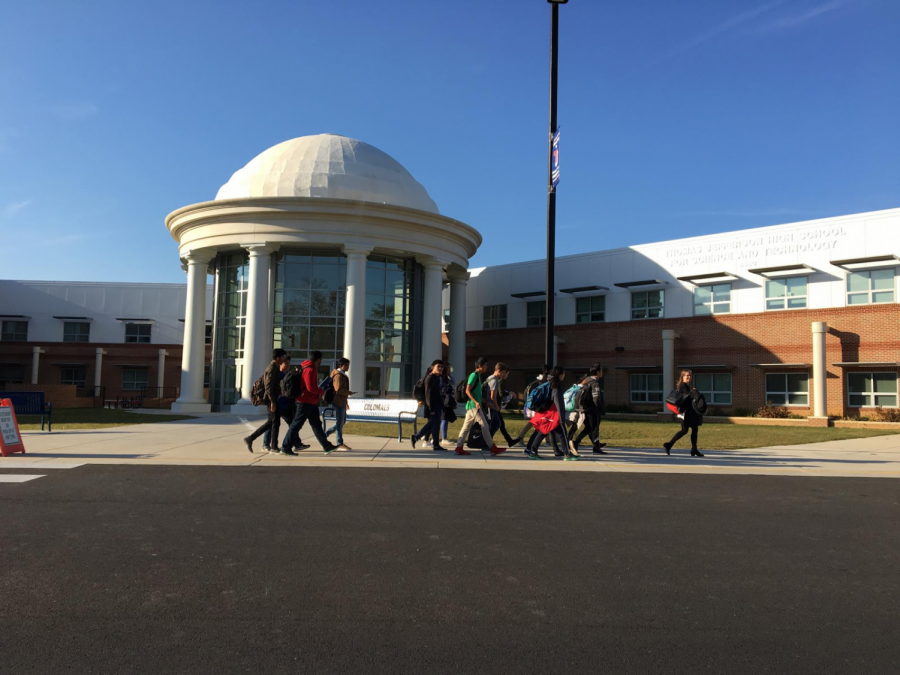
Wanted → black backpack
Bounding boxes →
[281,366,304,399]
[455,377,471,405]
[414,374,427,403]
[574,382,594,412]
[250,375,266,406]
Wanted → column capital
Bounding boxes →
[241,243,277,257]
[182,248,216,265]
[811,321,828,334]
[661,329,681,341]
[32,346,46,354]
[158,349,169,357]
[416,254,449,270]
[446,268,470,283]
[95,348,107,356]
[342,244,373,258]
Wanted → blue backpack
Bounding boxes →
[526,381,553,413]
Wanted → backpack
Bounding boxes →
[440,380,456,409]
[250,375,267,406]
[455,376,476,405]
[319,373,336,405]
[413,375,427,403]
[563,384,582,412]
[526,381,553,413]
[574,382,593,412]
[281,366,304,399]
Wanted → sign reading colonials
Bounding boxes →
[551,130,560,188]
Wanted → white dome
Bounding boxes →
[215,134,439,214]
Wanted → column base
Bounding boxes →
[230,401,267,417]
[171,401,212,414]
[806,416,832,427]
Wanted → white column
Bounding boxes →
[157,349,168,391]
[420,257,446,377]
[812,321,828,418]
[172,250,214,413]
[232,244,273,414]
[447,269,468,381]
[93,348,106,397]
[343,245,372,398]
[661,329,680,413]
[31,347,45,384]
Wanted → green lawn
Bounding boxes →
[346,417,900,451]
[16,408,196,431]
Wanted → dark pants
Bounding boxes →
[263,407,293,447]
[415,410,443,446]
[496,411,516,446]
[526,423,570,456]
[574,412,601,449]
[526,426,561,452]
[669,419,699,450]
[283,402,331,451]
[248,408,282,448]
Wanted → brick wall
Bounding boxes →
[459,304,900,418]
[2,383,95,408]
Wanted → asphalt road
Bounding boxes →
[0,466,897,674]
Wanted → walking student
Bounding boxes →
[281,350,339,455]
[525,366,579,461]
[524,365,562,455]
[262,355,309,453]
[482,363,521,449]
[454,357,505,457]
[663,369,706,457]
[243,349,288,453]
[570,364,607,455]
[410,359,447,451]
[325,358,355,450]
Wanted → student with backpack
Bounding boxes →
[281,350,339,455]
[570,364,607,455]
[524,366,579,461]
[454,357,505,456]
[243,349,288,453]
[324,358,355,450]
[481,363,522,449]
[410,360,447,451]
[523,365,562,455]
[260,356,311,453]
[663,369,707,457]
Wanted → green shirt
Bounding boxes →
[465,372,482,410]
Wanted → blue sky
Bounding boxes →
[1,0,897,283]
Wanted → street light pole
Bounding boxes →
[545,0,565,365]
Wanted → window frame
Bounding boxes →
[121,368,150,391]
[205,324,213,346]
[631,290,664,320]
[694,372,733,406]
[63,321,91,343]
[0,364,26,386]
[483,304,508,330]
[630,373,665,403]
[124,323,152,344]
[847,371,898,408]
[765,276,808,311]
[1,320,29,342]
[693,283,732,316]
[846,269,895,306]
[526,300,547,327]
[764,372,810,406]
[59,366,88,389]
[575,295,605,324]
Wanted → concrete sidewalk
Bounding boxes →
[6,415,900,478]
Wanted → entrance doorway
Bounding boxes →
[365,363,403,398]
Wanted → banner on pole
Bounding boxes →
[551,129,560,188]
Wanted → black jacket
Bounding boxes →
[678,382,705,426]
[423,372,443,416]
[579,376,605,414]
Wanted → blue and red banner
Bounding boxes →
[551,129,560,188]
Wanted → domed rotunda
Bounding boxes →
[166,134,481,413]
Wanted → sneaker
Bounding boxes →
[323,445,339,454]
[280,448,298,456]
[409,434,417,449]
[423,441,433,449]
[267,446,280,454]
[592,447,607,455]
[297,443,311,450]
[262,444,271,452]
[338,444,352,451]
[596,442,607,449]
[243,436,253,453]
[432,444,449,452]
[454,447,471,456]
[663,442,671,456]
[564,454,581,461]
[489,445,506,456]
[524,451,544,460]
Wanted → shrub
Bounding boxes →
[874,407,900,423]
[757,404,791,419]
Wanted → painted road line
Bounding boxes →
[0,475,46,483]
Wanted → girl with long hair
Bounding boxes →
[525,366,580,461]
[663,369,706,457]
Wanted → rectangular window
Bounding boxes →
[125,323,152,344]
[576,295,605,323]
[483,304,507,329]
[694,373,733,405]
[1,320,28,342]
[63,322,91,342]
[631,291,664,320]
[630,373,664,403]
[122,369,150,391]
[765,373,809,406]
[205,324,213,346]
[694,284,731,315]
[60,367,87,389]
[847,270,895,306]
[0,364,25,387]
[766,277,808,311]
[204,365,210,389]
[526,301,546,327]
[847,372,898,408]
[443,309,450,333]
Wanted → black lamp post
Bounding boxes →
[545,0,567,366]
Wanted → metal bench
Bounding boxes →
[0,391,52,432]
[322,398,421,442]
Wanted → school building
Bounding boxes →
[1,133,898,419]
